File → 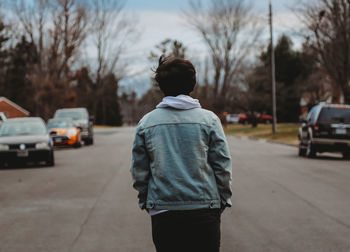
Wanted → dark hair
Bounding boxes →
[154,56,196,96]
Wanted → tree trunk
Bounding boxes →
[342,82,350,104]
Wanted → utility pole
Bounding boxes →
[269,1,277,134]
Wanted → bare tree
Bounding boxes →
[0,1,10,87]
[184,0,262,112]
[86,0,138,123]
[89,0,136,79]
[10,0,87,118]
[11,0,52,117]
[149,39,187,62]
[49,0,87,82]
[298,0,350,103]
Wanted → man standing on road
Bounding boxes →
[130,56,232,252]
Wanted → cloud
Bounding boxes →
[274,12,304,31]
[127,9,304,56]
[126,10,206,56]
[118,10,208,88]
[120,9,306,95]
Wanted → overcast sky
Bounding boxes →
[118,0,303,94]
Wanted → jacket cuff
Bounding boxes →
[221,198,232,208]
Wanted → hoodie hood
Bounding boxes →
[156,95,201,110]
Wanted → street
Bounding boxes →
[1,127,350,252]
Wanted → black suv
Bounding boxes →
[298,103,350,158]
[54,108,94,145]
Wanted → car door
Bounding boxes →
[301,106,317,144]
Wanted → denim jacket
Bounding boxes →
[130,107,232,211]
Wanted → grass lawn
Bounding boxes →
[224,123,300,146]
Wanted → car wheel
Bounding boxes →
[265,119,271,124]
[86,137,94,145]
[74,141,82,148]
[298,143,306,157]
[243,120,248,125]
[46,151,55,167]
[306,138,316,158]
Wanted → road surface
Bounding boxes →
[1,127,350,252]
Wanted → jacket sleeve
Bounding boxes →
[208,116,232,209]
[130,126,150,210]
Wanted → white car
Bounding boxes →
[226,113,248,124]
[226,114,239,124]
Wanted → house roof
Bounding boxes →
[0,97,30,115]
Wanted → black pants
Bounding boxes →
[151,209,221,252]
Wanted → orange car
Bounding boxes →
[47,118,82,148]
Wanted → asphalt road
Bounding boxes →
[1,127,350,252]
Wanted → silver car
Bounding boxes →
[0,117,54,167]
[53,108,94,145]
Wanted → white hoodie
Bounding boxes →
[156,95,201,110]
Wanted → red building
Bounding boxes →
[0,97,30,118]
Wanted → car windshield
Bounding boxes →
[55,111,87,120]
[47,120,74,129]
[0,121,47,137]
[318,107,350,123]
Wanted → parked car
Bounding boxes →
[258,114,273,124]
[0,117,54,167]
[54,108,94,145]
[298,103,350,159]
[226,113,248,124]
[0,112,7,125]
[47,118,82,148]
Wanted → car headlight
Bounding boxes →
[68,129,77,136]
[36,142,49,149]
[0,144,9,151]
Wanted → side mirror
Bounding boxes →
[89,115,94,122]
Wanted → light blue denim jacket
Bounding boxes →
[130,107,232,211]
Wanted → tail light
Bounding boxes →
[314,124,319,134]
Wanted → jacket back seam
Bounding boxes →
[141,122,213,130]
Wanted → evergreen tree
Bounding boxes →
[95,74,123,126]
[75,68,123,126]
[0,19,9,94]
[247,35,314,122]
[4,36,39,114]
